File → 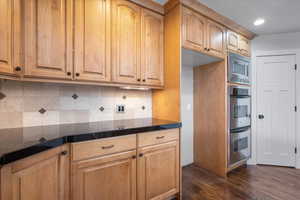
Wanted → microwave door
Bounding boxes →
[229,53,251,84]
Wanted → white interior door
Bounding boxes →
[257,55,296,167]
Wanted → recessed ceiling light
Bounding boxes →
[254,18,265,26]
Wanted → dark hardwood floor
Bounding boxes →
[182,164,300,200]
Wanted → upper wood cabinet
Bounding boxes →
[227,30,251,57]
[23,0,73,79]
[0,0,165,88]
[112,0,141,84]
[72,150,137,200]
[74,0,110,82]
[0,145,69,200]
[238,35,251,57]
[227,31,239,52]
[137,141,180,200]
[206,20,226,58]
[182,6,226,59]
[182,6,206,53]
[141,9,164,87]
[0,0,15,75]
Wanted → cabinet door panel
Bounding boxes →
[227,31,239,52]
[0,0,13,75]
[74,0,110,82]
[182,7,206,52]
[112,0,141,84]
[141,9,164,86]
[72,151,136,200]
[206,20,226,58]
[238,35,251,57]
[138,141,180,200]
[24,0,72,79]
[0,146,69,200]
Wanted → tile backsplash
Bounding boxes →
[0,80,152,129]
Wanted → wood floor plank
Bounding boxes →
[182,164,300,200]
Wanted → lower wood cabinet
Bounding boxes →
[0,129,180,200]
[0,145,70,200]
[71,129,180,200]
[72,150,137,200]
[137,141,180,200]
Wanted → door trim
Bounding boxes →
[250,49,300,169]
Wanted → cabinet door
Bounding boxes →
[112,0,141,84]
[141,9,164,87]
[138,141,180,200]
[238,35,251,57]
[23,0,73,79]
[72,150,136,200]
[227,31,239,52]
[0,146,69,200]
[182,6,206,53]
[74,0,110,82]
[206,20,226,58]
[0,0,14,75]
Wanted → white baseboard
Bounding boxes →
[247,159,257,165]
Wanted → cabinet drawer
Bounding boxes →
[138,129,179,147]
[72,135,137,161]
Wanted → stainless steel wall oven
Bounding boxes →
[228,86,251,167]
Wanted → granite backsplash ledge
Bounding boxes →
[0,80,152,129]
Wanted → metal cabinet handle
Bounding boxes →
[61,151,68,156]
[102,145,114,150]
[15,66,22,71]
[156,136,165,139]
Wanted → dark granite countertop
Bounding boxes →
[0,118,181,165]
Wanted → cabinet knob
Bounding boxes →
[258,114,264,119]
[139,153,144,157]
[142,79,146,82]
[132,155,137,159]
[67,72,72,76]
[204,47,208,51]
[137,78,141,82]
[207,48,210,51]
[61,151,68,156]
[76,73,80,77]
[15,66,22,72]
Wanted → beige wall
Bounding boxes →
[0,80,152,129]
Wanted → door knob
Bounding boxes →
[258,114,264,119]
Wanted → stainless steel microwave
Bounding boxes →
[228,53,251,85]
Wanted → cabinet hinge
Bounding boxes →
[295,106,298,112]
[295,64,298,70]
[295,147,298,154]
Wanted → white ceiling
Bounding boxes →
[154,0,300,35]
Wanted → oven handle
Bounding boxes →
[230,95,251,98]
[230,126,251,133]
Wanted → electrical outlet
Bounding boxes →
[116,105,126,113]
